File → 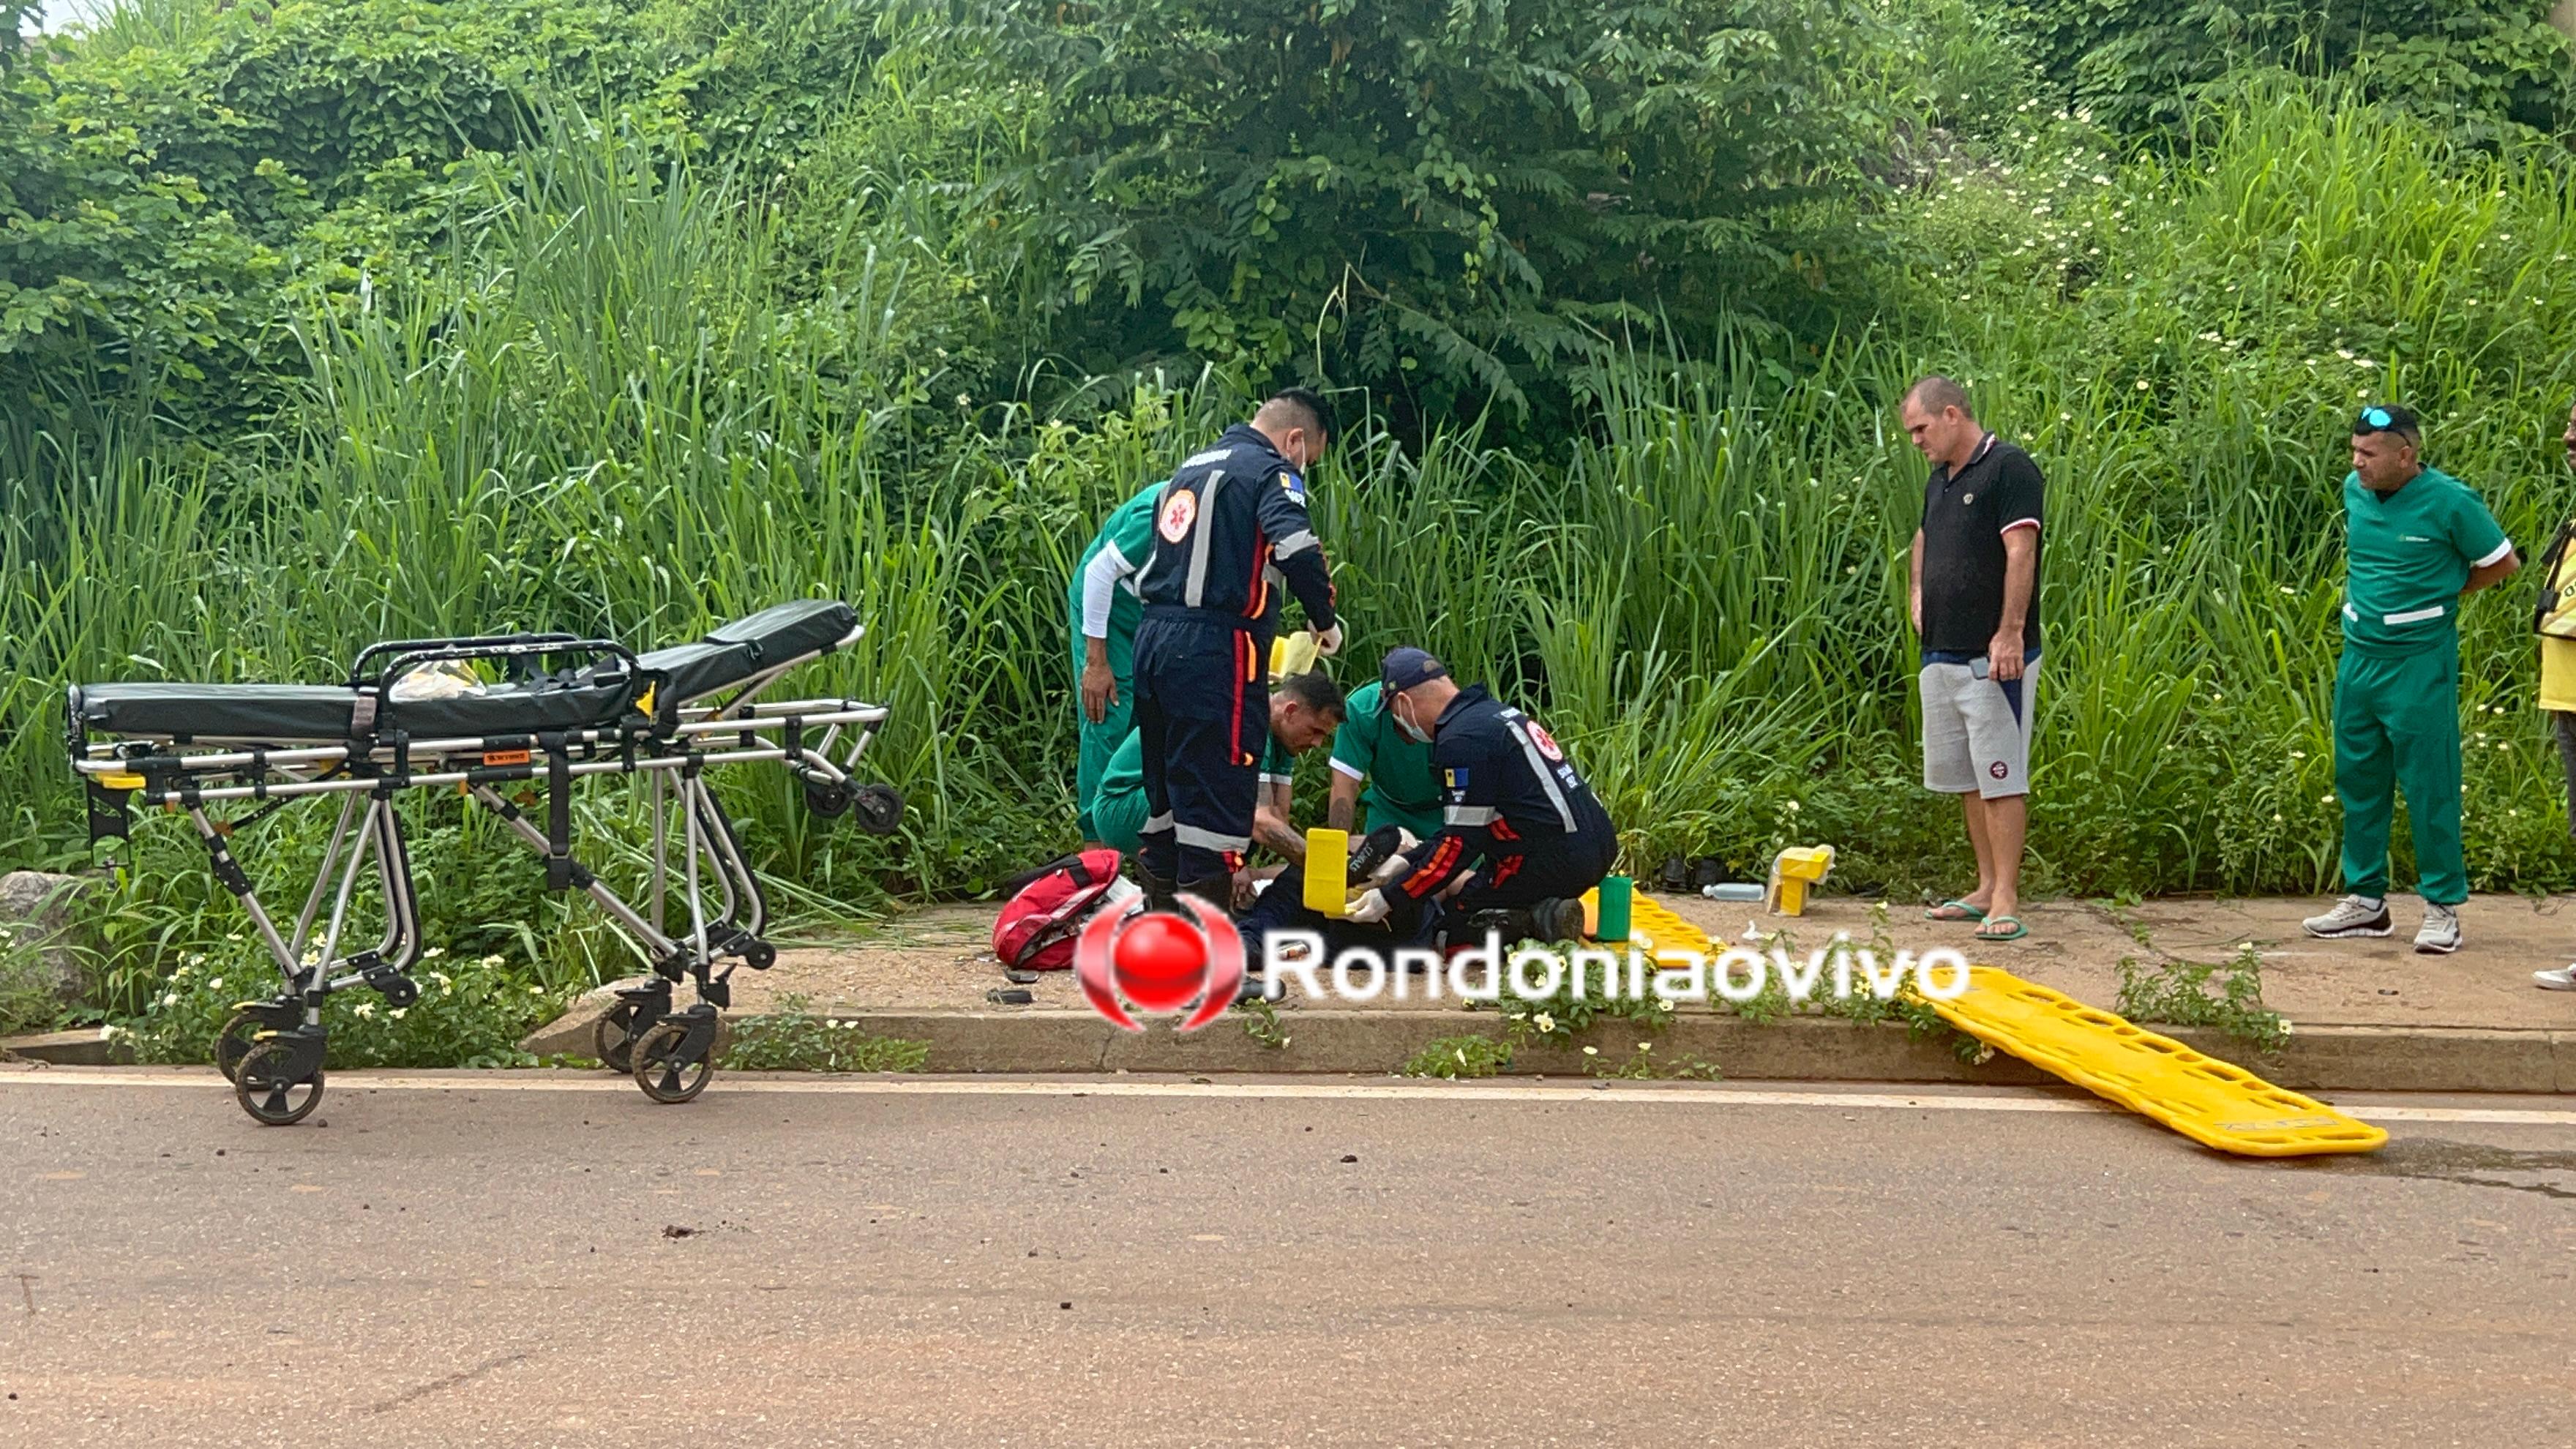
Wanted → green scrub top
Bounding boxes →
[1328,681,1444,836]
[2339,466,2510,656]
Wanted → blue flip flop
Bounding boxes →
[1925,899,1987,923]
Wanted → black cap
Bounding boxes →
[2353,403,2421,441]
[1380,646,1449,694]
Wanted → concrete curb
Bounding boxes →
[14,1012,2569,1093]
[0,1027,131,1066]
[755,1008,2574,1095]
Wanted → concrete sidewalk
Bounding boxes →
[629,891,2576,1093]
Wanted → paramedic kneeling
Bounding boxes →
[1350,648,1617,946]
[1129,389,1341,913]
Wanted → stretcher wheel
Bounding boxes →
[740,940,777,971]
[233,1041,326,1126]
[803,780,855,819]
[595,1001,645,1074]
[852,784,905,837]
[632,1021,715,1104]
[216,1012,264,1083]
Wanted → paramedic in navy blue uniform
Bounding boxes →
[1348,648,1616,944]
[1130,389,1343,911]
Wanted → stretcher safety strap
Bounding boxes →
[542,732,573,891]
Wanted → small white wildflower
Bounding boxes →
[389,1008,406,1020]
[206,977,223,992]
[1784,799,1801,813]
[353,1002,376,1019]
[480,954,503,968]
[2291,750,2306,760]
[160,992,179,1008]
[2135,379,2150,392]
[1533,1013,1557,1033]
[2321,793,2335,804]
[1581,1046,1600,1056]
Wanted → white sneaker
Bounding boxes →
[2302,895,2392,939]
[2534,964,2576,992]
[2413,904,2461,956]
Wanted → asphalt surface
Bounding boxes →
[3,1069,2572,1448]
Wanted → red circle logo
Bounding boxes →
[1157,490,1199,544]
[1989,760,2008,779]
[1111,914,1210,1012]
[1073,897,1246,1033]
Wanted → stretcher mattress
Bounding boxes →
[70,600,855,746]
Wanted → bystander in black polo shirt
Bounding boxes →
[1920,433,2046,656]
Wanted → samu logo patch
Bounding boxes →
[1156,489,1199,544]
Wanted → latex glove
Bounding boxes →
[1311,623,1344,659]
[1366,847,1415,888]
[1347,888,1393,924]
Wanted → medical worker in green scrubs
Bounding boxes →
[2303,405,2519,954]
[1069,483,1165,845]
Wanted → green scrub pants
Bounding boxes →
[1088,774,1150,858]
[1072,628,1134,843]
[2332,646,2465,906]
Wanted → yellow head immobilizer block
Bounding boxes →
[1303,827,1350,914]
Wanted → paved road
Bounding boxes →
[3,1069,2572,1448]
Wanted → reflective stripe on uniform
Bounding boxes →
[1445,804,1497,826]
[1175,823,1251,853]
[1274,528,1319,559]
[1502,711,1578,832]
[1140,812,1175,836]
[1183,471,1222,607]
[2384,604,2445,625]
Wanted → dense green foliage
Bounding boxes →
[847,0,1909,422]
[2,1,2575,1046]
[2004,0,2576,143]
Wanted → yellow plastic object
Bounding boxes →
[1927,966,2386,1158]
[1583,888,1714,956]
[97,772,146,790]
[1766,845,1835,916]
[1270,631,1322,681]
[1303,828,1351,914]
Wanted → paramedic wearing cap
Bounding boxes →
[1069,481,1164,846]
[2303,405,2517,955]
[1349,648,1617,945]
[1904,375,2044,946]
[1128,389,1342,912]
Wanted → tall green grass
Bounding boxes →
[6,80,2576,1019]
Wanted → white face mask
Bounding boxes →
[1393,695,1432,744]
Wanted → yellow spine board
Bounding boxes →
[1927,967,2385,1158]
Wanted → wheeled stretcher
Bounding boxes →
[65,600,903,1124]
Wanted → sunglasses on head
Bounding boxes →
[2354,405,2408,436]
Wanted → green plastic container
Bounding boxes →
[1595,874,1633,943]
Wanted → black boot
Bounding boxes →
[1530,897,1587,944]
[1137,863,1179,913]
[1175,874,1232,917]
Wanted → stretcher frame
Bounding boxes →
[67,619,902,1123]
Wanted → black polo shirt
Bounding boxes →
[1918,434,2045,656]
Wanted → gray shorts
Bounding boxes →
[1921,656,2040,798]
